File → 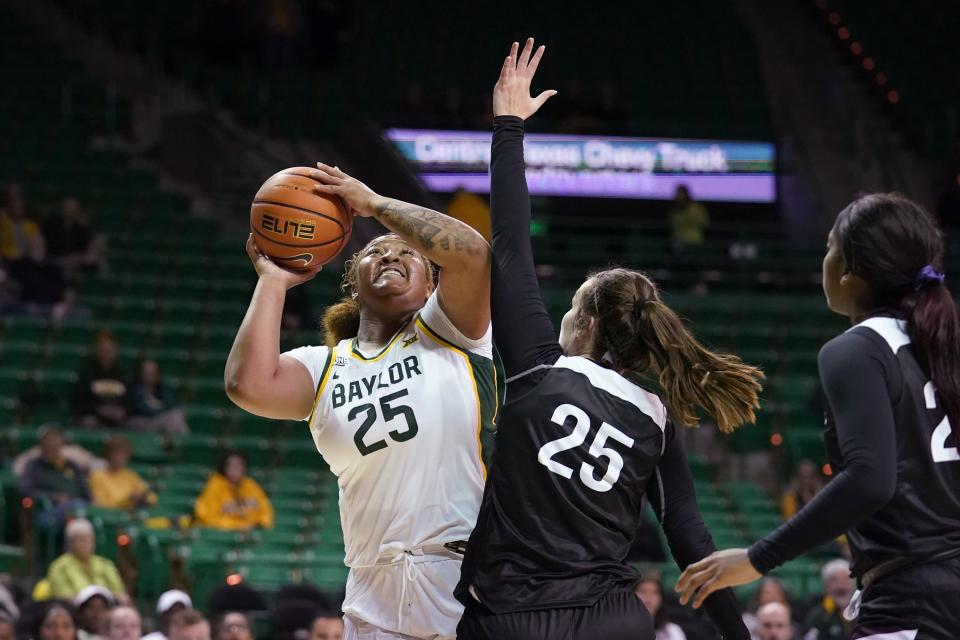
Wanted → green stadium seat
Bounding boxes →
[52,320,96,347]
[176,434,219,465]
[231,412,276,438]
[64,429,108,451]
[0,396,18,426]
[189,379,228,407]
[743,513,783,537]
[2,317,50,343]
[229,436,274,468]
[277,439,323,469]
[183,405,226,436]
[0,341,42,370]
[46,342,89,370]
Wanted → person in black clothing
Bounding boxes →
[5,235,76,320]
[73,331,128,428]
[678,193,960,640]
[455,39,763,640]
[43,196,106,275]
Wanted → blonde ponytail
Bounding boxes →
[586,268,764,433]
[638,300,764,432]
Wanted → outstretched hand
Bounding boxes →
[494,37,557,119]
[675,548,762,609]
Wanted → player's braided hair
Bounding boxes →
[581,267,764,432]
[321,234,435,346]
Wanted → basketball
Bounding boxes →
[250,167,352,271]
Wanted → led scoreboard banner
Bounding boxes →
[384,129,776,203]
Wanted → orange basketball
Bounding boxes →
[250,167,352,271]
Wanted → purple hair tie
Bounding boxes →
[914,265,946,291]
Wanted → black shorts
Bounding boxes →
[854,556,960,640]
[456,590,653,640]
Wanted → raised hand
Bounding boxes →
[494,37,557,120]
[311,162,381,218]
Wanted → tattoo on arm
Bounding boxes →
[373,199,483,257]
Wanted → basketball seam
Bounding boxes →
[251,226,345,249]
[253,199,348,232]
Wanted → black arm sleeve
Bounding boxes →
[647,422,750,639]
[490,116,563,378]
[748,331,898,573]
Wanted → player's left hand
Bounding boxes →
[312,163,381,218]
[675,548,762,609]
[494,37,557,119]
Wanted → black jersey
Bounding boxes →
[456,116,748,639]
[749,316,960,578]
[458,353,668,611]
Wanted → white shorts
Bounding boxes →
[343,551,463,640]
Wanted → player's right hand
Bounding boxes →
[493,37,557,120]
[246,234,321,289]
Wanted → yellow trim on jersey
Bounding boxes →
[348,324,409,362]
[491,362,499,426]
[308,346,338,424]
[415,317,487,479]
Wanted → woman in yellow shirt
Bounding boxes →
[88,436,156,510]
[194,451,274,530]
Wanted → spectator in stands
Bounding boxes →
[0,183,42,261]
[74,585,113,640]
[103,606,139,640]
[4,235,77,321]
[780,460,824,520]
[801,559,853,640]
[44,197,107,275]
[270,584,332,639]
[89,436,156,510]
[634,575,686,640]
[194,451,274,531]
[141,590,192,640]
[0,614,12,640]
[755,602,795,640]
[19,426,90,528]
[743,577,791,637]
[14,424,102,477]
[668,184,709,253]
[33,601,78,640]
[73,331,128,428]
[213,612,252,640]
[47,519,127,604]
[206,582,267,618]
[308,613,344,640]
[167,610,210,640]
[127,358,190,435]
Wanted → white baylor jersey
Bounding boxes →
[284,293,497,568]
